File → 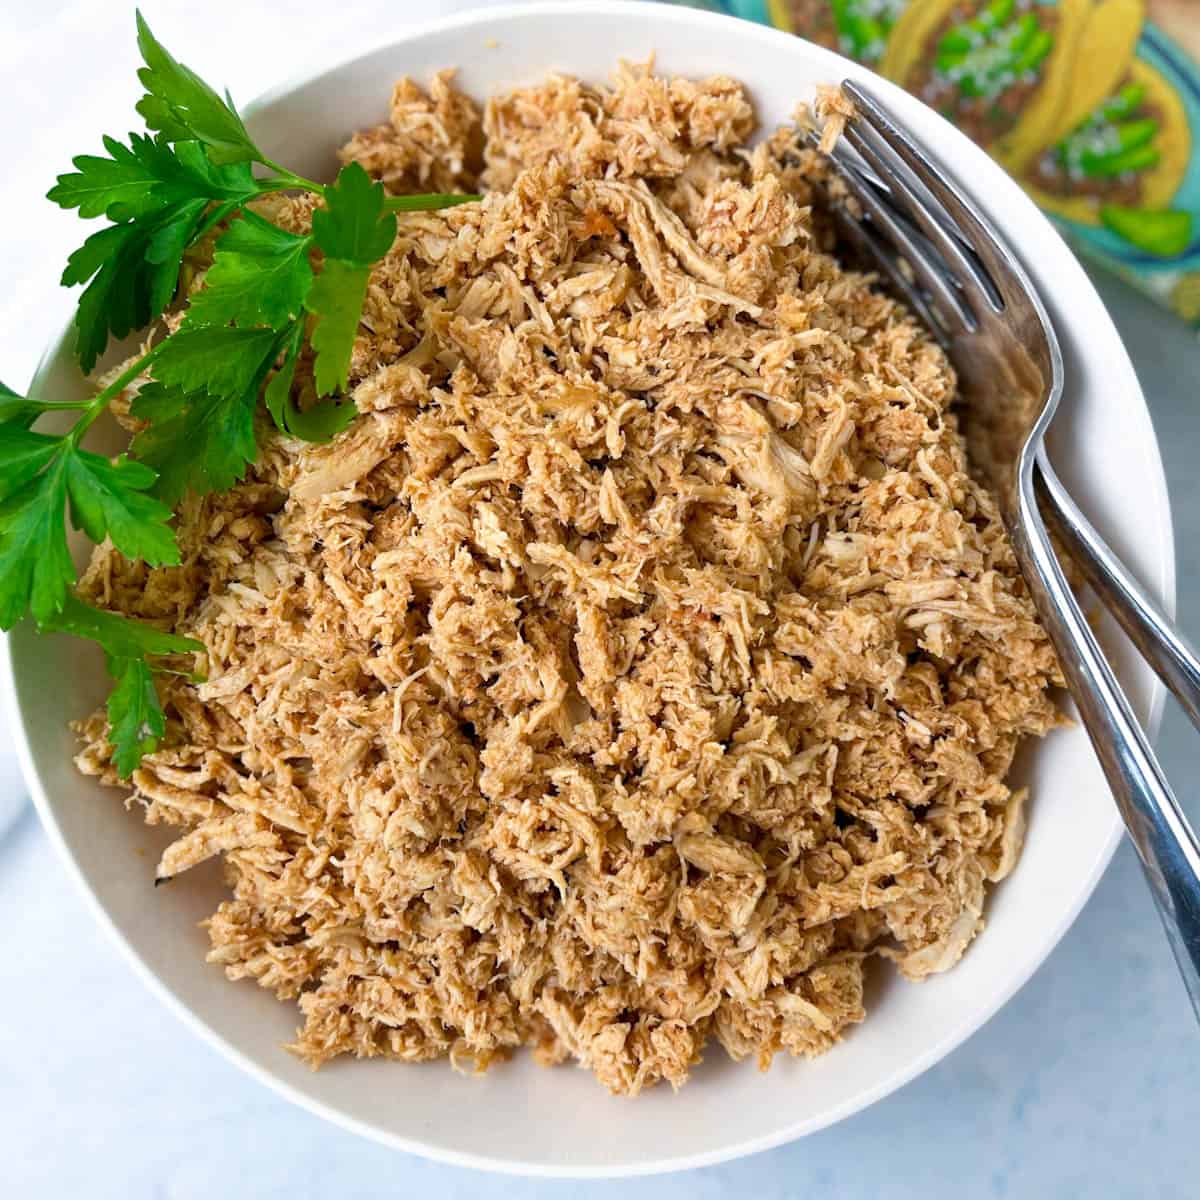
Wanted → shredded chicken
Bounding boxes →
[73,63,1062,1095]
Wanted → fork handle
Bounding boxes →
[1035,452,1200,731]
[1011,479,1200,1018]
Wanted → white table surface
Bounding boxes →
[3,2,1199,1195]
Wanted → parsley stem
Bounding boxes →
[256,159,480,213]
[259,158,327,197]
[383,193,481,212]
[192,199,241,246]
[69,343,163,446]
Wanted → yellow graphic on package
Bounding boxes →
[715,0,1199,271]
[724,0,1087,168]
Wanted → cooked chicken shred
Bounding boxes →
[73,63,1061,1095]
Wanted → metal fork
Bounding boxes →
[813,80,1200,1016]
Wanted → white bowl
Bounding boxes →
[2,0,1174,1177]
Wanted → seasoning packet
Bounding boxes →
[662,0,1200,323]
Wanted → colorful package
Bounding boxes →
[664,0,1200,323]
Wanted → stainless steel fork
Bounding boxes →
[812,80,1200,1015]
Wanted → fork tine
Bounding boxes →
[840,120,1004,319]
[841,80,1013,311]
[816,137,975,334]
[828,203,952,348]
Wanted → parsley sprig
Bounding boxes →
[1,12,477,776]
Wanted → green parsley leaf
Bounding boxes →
[305,259,371,397]
[106,655,164,777]
[304,164,397,396]
[48,134,167,220]
[0,427,63,501]
[41,595,204,777]
[131,378,260,505]
[64,198,209,372]
[311,161,397,265]
[166,140,259,202]
[0,457,72,628]
[264,322,355,443]
[44,594,202,661]
[151,324,280,396]
[64,448,179,566]
[52,130,260,370]
[61,222,135,288]
[64,224,145,372]
[144,198,211,312]
[185,212,314,329]
[284,394,357,444]
[263,321,301,432]
[48,133,256,222]
[135,322,292,494]
[135,11,258,165]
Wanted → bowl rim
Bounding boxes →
[1,0,1175,1177]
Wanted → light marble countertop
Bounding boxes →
[2,2,1198,1195]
